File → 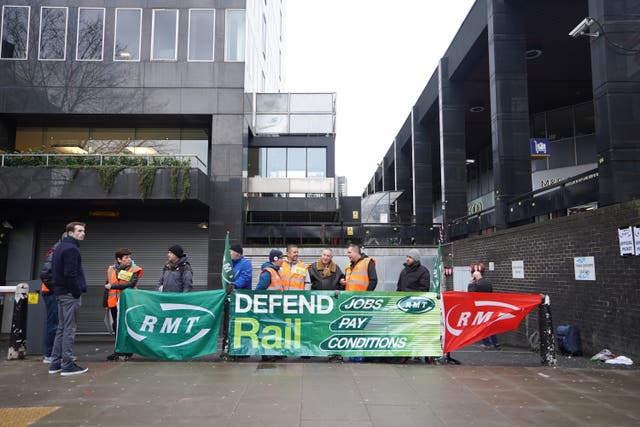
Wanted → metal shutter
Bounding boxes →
[36,220,209,333]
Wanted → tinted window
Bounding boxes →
[307,148,326,178]
[114,9,141,61]
[77,8,104,61]
[188,9,214,61]
[1,6,30,59]
[225,10,245,61]
[152,10,178,61]
[39,7,67,60]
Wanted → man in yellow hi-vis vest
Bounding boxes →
[340,244,377,292]
[281,245,309,290]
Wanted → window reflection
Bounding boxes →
[39,7,67,60]
[225,9,245,61]
[77,8,104,61]
[248,147,327,178]
[114,8,142,61]
[1,5,30,59]
[188,9,215,61]
[152,9,178,61]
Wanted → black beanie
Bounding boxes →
[168,244,184,258]
[230,244,243,255]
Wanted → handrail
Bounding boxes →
[0,153,206,171]
[509,168,598,205]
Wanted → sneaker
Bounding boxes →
[328,355,343,363]
[61,363,88,376]
[43,356,53,364]
[106,352,118,361]
[48,362,62,374]
[493,344,502,350]
[479,343,490,350]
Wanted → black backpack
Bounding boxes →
[39,241,60,288]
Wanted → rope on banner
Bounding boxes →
[538,294,556,366]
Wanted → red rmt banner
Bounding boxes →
[442,292,542,353]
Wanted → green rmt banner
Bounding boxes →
[221,231,234,287]
[116,289,226,360]
[229,290,443,357]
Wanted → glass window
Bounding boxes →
[1,5,30,59]
[307,148,326,178]
[152,9,178,61]
[114,8,142,61]
[266,147,286,177]
[574,102,595,136]
[548,139,575,169]
[546,107,573,141]
[248,147,260,177]
[287,148,306,178]
[225,9,245,61]
[188,9,214,61]
[39,7,68,60]
[76,8,104,61]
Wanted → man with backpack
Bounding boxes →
[39,232,66,364]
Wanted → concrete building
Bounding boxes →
[0,1,344,331]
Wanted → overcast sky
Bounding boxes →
[283,0,475,196]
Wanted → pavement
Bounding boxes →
[0,335,639,426]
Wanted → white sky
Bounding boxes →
[283,0,476,196]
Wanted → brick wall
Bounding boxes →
[447,200,640,358]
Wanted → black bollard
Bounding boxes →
[8,283,29,360]
[538,294,556,366]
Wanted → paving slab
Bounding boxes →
[0,336,639,426]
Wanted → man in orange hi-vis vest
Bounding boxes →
[280,245,309,290]
[103,248,143,361]
[340,244,378,292]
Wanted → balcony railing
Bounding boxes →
[0,153,207,173]
[244,177,335,195]
[248,93,336,135]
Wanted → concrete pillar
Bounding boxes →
[487,0,532,229]
[208,110,245,289]
[438,57,467,230]
[395,138,413,224]
[412,107,433,225]
[588,0,640,205]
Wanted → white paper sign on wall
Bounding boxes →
[574,256,596,281]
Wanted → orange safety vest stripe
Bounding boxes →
[41,283,50,293]
[106,265,143,308]
[345,257,374,292]
[264,267,284,291]
[281,260,307,290]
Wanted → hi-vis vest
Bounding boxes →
[107,264,143,308]
[345,257,375,292]
[264,267,284,291]
[281,260,307,290]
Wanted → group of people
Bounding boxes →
[40,223,495,372]
[41,222,195,375]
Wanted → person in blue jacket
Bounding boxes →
[229,244,252,289]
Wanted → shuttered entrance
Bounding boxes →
[36,220,209,333]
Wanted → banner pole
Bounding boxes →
[538,294,556,366]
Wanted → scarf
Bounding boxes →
[316,259,337,278]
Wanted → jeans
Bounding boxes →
[51,294,81,368]
[43,293,59,357]
[482,335,499,346]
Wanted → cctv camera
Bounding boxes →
[569,17,594,38]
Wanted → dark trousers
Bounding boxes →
[43,293,59,357]
[51,294,81,368]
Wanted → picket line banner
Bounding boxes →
[116,289,226,360]
[229,290,443,357]
[442,291,542,353]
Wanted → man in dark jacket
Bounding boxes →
[397,249,430,292]
[468,271,500,349]
[48,222,88,376]
[309,248,344,290]
[157,245,193,292]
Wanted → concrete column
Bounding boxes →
[438,57,467,230]
[589,0,640,205]
[208,111,245,289]
[487,0,532,229]
[412,107,433,225]
[395,138,413,224]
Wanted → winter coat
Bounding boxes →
[396,261,430,292]
[468,277,492,293]
[309,260,344,290]
[52,236,87,298]
[157,255,193,292]
[232,256,252,289]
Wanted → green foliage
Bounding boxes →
[137,167,157,200]
[3,152,193,200]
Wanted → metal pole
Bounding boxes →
[538,294,556,366]
[8,283,29,360]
